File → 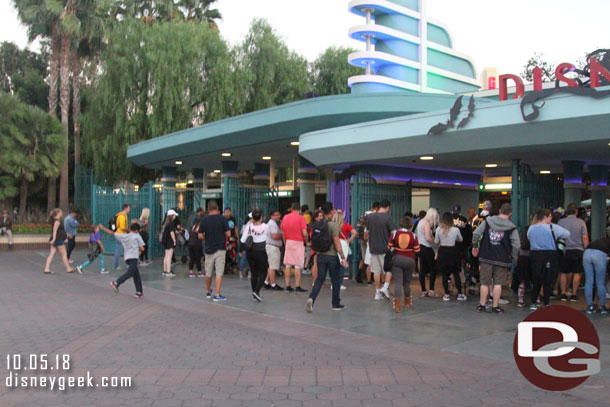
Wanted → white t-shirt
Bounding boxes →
[240,222,268,244]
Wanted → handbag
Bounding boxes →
[550,224,566,254]
[383,231,397,272]
[243,224,254,252]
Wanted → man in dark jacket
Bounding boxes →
[0,210,12,248]
[472,203,520,314]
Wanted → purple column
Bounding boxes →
[328,177,351,224]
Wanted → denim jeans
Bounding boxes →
[239,250,248,272]
[116,258,142,293]
[66,236,76,259]
[112,241,124,269]
[309,254,342,307]
[583,249,608,306]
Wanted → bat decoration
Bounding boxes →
[457,95,476,129]
[427,120,451,136]
[427,95,471,135]
[449,95,463,122]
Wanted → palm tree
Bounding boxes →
[13,0,61,213]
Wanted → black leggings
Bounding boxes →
[530,250,559,306]
[438,246,462,295]
[139,231,149,261]
[247,249,268,294]
[419,246,437,292]
[116,258,142,293]
[188,245,202,272]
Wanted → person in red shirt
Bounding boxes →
[333,211,357,289]
[281,202,309,292]
[389,216,420,312]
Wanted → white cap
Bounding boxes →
[167,209,178,217]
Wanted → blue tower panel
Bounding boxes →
[351,82,416,94]
[427,49,475,78]
[427,73,480,94]
[375,40,419,62]
[377,65,419,83]
[427,23,452,47]
[389,0,419,11]
[375,14,419,36]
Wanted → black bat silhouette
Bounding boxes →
[427,120,451,135]
[449,95,463,123]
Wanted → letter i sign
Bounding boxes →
[513,305,600,391]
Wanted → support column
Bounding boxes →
[562,160,585,206]
[192,168,204,189]
[511,159,521,229]
[589,165,608,240]
[269,160,275,188]
[221,161,239,211]
[299,156,316,209]
[161,166,177,188]
[253,163,270,187]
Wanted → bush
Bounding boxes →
[12,224,92,234]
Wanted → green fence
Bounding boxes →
[223,177,280,227]
[516,164,564,228]
[74,164,94,212]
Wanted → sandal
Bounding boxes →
[43,270,55,274]
[67,268,76,273]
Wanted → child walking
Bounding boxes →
[99,222,146,298]
[76,225,106,274]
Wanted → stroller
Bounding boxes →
[176,228,189,264]
[224,237,239,274]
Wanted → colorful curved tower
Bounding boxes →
[348,0,481,94]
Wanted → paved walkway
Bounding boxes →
[0,249,608,406]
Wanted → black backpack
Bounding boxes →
[311,219,333,253]
[108,214,118,231]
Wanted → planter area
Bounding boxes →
[0,234,90,250]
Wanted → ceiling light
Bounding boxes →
[485,164,498,168]
[540,170,551,174]
[420,156,434,160]
[290,141,300,146]
[213,170,221,173]
[262,156,271,160]
[175,161,183,165]
[221,152,232,157]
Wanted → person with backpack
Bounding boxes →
[240,209,269,302]
[306,202,349,313]
[111,204,130,270]
[76,225,106,274]
[367,200,396,301]
[188,207,204,278]
[355,202,379,283]
[472,203,521,314]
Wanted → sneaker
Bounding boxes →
[427,290,439,298]
[301,269,312,275]
[586,305,597,314]
[76,265,83,275]
[285,286,294,292]
[264,281,271,290]
[295,287,307,293]
[517,300,525,308]
[272,284,283,291]
[600,306,609,314]
[139,261,149,267]
[457,294,467,301]
[171,261,179,266]
[69,259,74,264]
[420,291,428,298]
[380,286,391,300]
[206,290,213,299]
[189,272,195,278]
[442,294,451,302]
[374,292,384,301]
[498,297,509,305]
[239,272,244,279]
[113,266,121,271]
[332,304,346,311]
[569,295,579,302]
[163,272,176,277]
[213,294,227,302]
[560,294,568,302]
[492,307,504,315]
[368,280,374,286]
[340,285,347,291]
[109,281,119,293]
[252,292,262,303]
[134,292,143,299]
[476,304,486,313]
[550,290,559,300]
[197,272,204,278]
[529,303,538,311]
[306,298,313,313]
[101,269,109,274]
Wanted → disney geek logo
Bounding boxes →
[513,305,600,391]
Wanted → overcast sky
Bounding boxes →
[2,0,608,79]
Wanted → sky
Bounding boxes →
[2,0,609,79]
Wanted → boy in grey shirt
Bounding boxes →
[99,223,146,298]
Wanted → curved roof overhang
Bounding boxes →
[127,92,493,171]
[299,87,610,175]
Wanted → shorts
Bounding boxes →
[364,244,371,265]
[51,239,65,247]
[283,240,304,268]
[204,250,226,277]
[479,262,508,286]
[560,249,584,274]
[266,245,281,270]
[369,253,386,275]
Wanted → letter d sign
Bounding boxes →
[517,322,577,357]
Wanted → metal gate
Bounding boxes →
[516,164,563,227]
[223,178,280,227]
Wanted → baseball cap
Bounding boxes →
[167,209,178,217]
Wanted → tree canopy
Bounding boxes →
[311,46,363,96]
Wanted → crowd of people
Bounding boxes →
[40,198,610,315]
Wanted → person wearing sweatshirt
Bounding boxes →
[472,203,520,314]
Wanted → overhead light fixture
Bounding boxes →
[221,152,232,157]
[262,156,271,160]
[485,183,513,190]
[175,161,183,165]
[485,164,498,168]
[213,169,221,174]
[540,170,551,174]
[290,141,300,146]
[420,156,434,160]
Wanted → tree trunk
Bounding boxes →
[58,33,72,213]
[19,179,28,223]
[47,178,57,213]
[47,24,60,213]
[72,50,81,193]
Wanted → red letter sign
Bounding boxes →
[590,58,610,88]
[499,74,524,101]
[555,63,579,88]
